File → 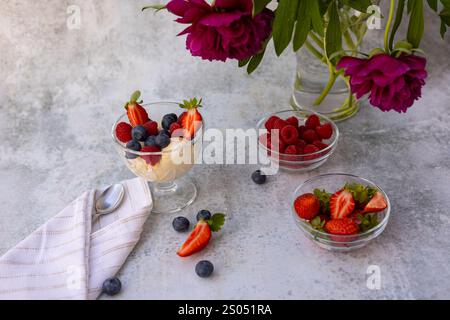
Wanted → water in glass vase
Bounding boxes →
[291,46,359,122]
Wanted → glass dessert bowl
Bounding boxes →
[256,109,339,172]
[292,173,390,252]
[112,99,203,214]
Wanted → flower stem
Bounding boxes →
[314,65,337,106]
[384,0,396,53]
[305,40,327,63]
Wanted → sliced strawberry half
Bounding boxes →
[364,192,387,213]
[179,98,203,140]
[330,189,355,219]
[124,91,150,127]
[177,220,211,257]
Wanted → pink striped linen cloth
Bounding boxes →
[0,177,152,300]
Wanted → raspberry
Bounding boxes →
[316,123,333,139]
[265,116,280,131]
[313,141,329,150]
[303,129,319,143]
[268,138,286,154]
[298,125,307,138]
[305,114,321,129]
[286,116,299,127]
[280,125,299,144]
[143,121,158,136]
[284,145,297,155]
[273,119,288,131]
[115,122,133,143]
[140,146,161,166]
[170,122,183,137]
[304,144,320,154]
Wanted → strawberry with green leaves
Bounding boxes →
[177,213,225,257]
[124,91,150,127]
[179,98,203,140]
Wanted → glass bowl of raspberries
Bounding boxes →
[112,92,203,214]
[292,173,390,252]
[257,110,339,172]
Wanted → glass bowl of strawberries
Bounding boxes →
[292,173,390,252]
[112,92,203,214]
[257,109,339,172]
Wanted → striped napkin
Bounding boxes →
[0,178,152,300]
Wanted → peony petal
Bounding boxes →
[359,54,409,78]
[199,11,247,27]
[214,0,253,13]
[166,0,191,16]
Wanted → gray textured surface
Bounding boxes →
[1,1,449,299]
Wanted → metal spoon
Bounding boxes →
[93,183,125,222]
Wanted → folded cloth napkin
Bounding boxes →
[0,177,152,300]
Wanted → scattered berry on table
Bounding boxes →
[132,125,149,142]
[102,277,122,296]
[125,140,141,159]
[195,260,214,278]
[172,216,190,232]
[197,210,212,221]
[251,170,267,185]
[115,122,133,143]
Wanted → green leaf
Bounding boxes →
[253,0,272,16]
[340,0,372,13]
[344,183,378,206]
[293,0,312,51]
[358,214,379,232]
[407,0,424,48]
[208,213,225,232]
[310,216,326,231]
[309,0,325,37]
[142,4,166,12]
[325,0,342,64]
[238,58,251,68]
[389,0,406,50]
[247,49,266,74]
[272,0,300,56]
[313,188,332,214]
[427,0,438,11]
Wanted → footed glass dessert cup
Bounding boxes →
[112,102,202,214]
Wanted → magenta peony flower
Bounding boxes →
[337,53,428,113]
[166,0,274,62]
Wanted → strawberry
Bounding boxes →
[265,116,281,131]
[280,125,299,144]
[124,91,150,127]
[143,120,158,136]
[316,123,333,140]
[325,218,359,235]
[179,98,203,140]
[294,193,320,220]
[303,129,320,143]
[115,122,132,143]
[140,146,161,166]
[330,189,355,219]
[177,213,225,257]
[364,192,387,213]
[178,111,187,125]
[305,114,321,129]
[286,116,299,127]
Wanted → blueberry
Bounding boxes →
[155,132,170,149]
[172,216,190,232]
[125,140,141,159]
[195,260,214,278]
[102,277,122,296]
[251,170,267,185]
[145,135,157,147]
[132,125,148,142]
[162,113,178,131]
[196,210,212,221]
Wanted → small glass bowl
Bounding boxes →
[256,109,339,173]
[292,173,391,252]
[112,102,203,214]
